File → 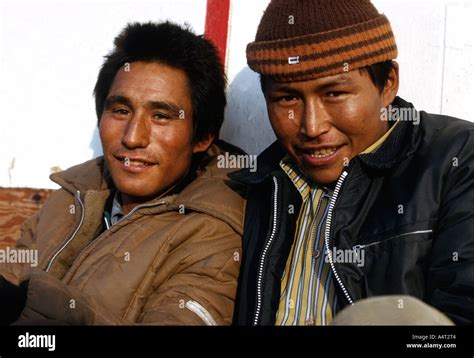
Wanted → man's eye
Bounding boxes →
[112,108,129,115]
[326,91,346,98]
[153,112,171,120]
[278,95,298,103]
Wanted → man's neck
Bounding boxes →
[120,186,175,215]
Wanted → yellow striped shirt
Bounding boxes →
[276,158,335,325]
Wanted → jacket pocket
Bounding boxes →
[350,228,434,298]
[352,229,433,250]
[185,300,217,326]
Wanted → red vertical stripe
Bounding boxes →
[204,0,231,66]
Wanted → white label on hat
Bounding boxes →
[288,56,300,65]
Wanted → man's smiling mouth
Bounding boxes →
[123,158,153,167]
[297,145,345,167]
[308,147,338,158]
[113,154,159,171]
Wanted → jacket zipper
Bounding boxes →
[45,191,85,272]
[352,229,434,250]
[253,176,279,326]
[185,300,217,326]
[324,171,354,306]
[45,191,166,273]
[63,199,168,279]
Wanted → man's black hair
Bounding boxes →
[260,60,395,94]
[94,21,226,143]
[359,60,395,92]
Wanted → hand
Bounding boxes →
[0,276,29,325]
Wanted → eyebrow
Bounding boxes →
[316,77,354,91]
[146,100,181,115]
[104,95,182,115]
[270,85,302,95]
[104,95,133,109]
[270,76,354,94]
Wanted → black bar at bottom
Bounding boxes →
[0,326,472,355]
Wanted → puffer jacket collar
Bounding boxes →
[49,142,245,235]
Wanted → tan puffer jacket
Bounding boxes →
[0,143,245,325]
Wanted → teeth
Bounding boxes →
[123,159,150,166]
[310,147,337,158]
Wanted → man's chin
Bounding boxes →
[113,182,160,201]
[302,167,343,186]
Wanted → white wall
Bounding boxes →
[0,0,207,189]
[1,0,473,189]
[221,0,474,154]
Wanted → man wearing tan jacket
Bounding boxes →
[0,22,244,325]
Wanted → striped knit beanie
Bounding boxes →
[247,0,398,82]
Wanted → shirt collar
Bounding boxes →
[280,156,313,201]
[360,120,400,154]
[279,156,334,201]
[111,190,124,226]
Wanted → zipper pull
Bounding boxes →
[352,244,364,250]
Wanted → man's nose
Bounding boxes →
[121,112,150,149]
[300,99,329,138]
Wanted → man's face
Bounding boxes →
[99,61,210,205]
[264,66,398,184]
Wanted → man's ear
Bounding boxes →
[382,61,400,107]
[192,134,214,154]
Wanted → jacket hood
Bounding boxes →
[49,140,246,234]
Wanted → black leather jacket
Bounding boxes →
[230,97,474,325]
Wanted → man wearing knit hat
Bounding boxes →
[230,0,474,325]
